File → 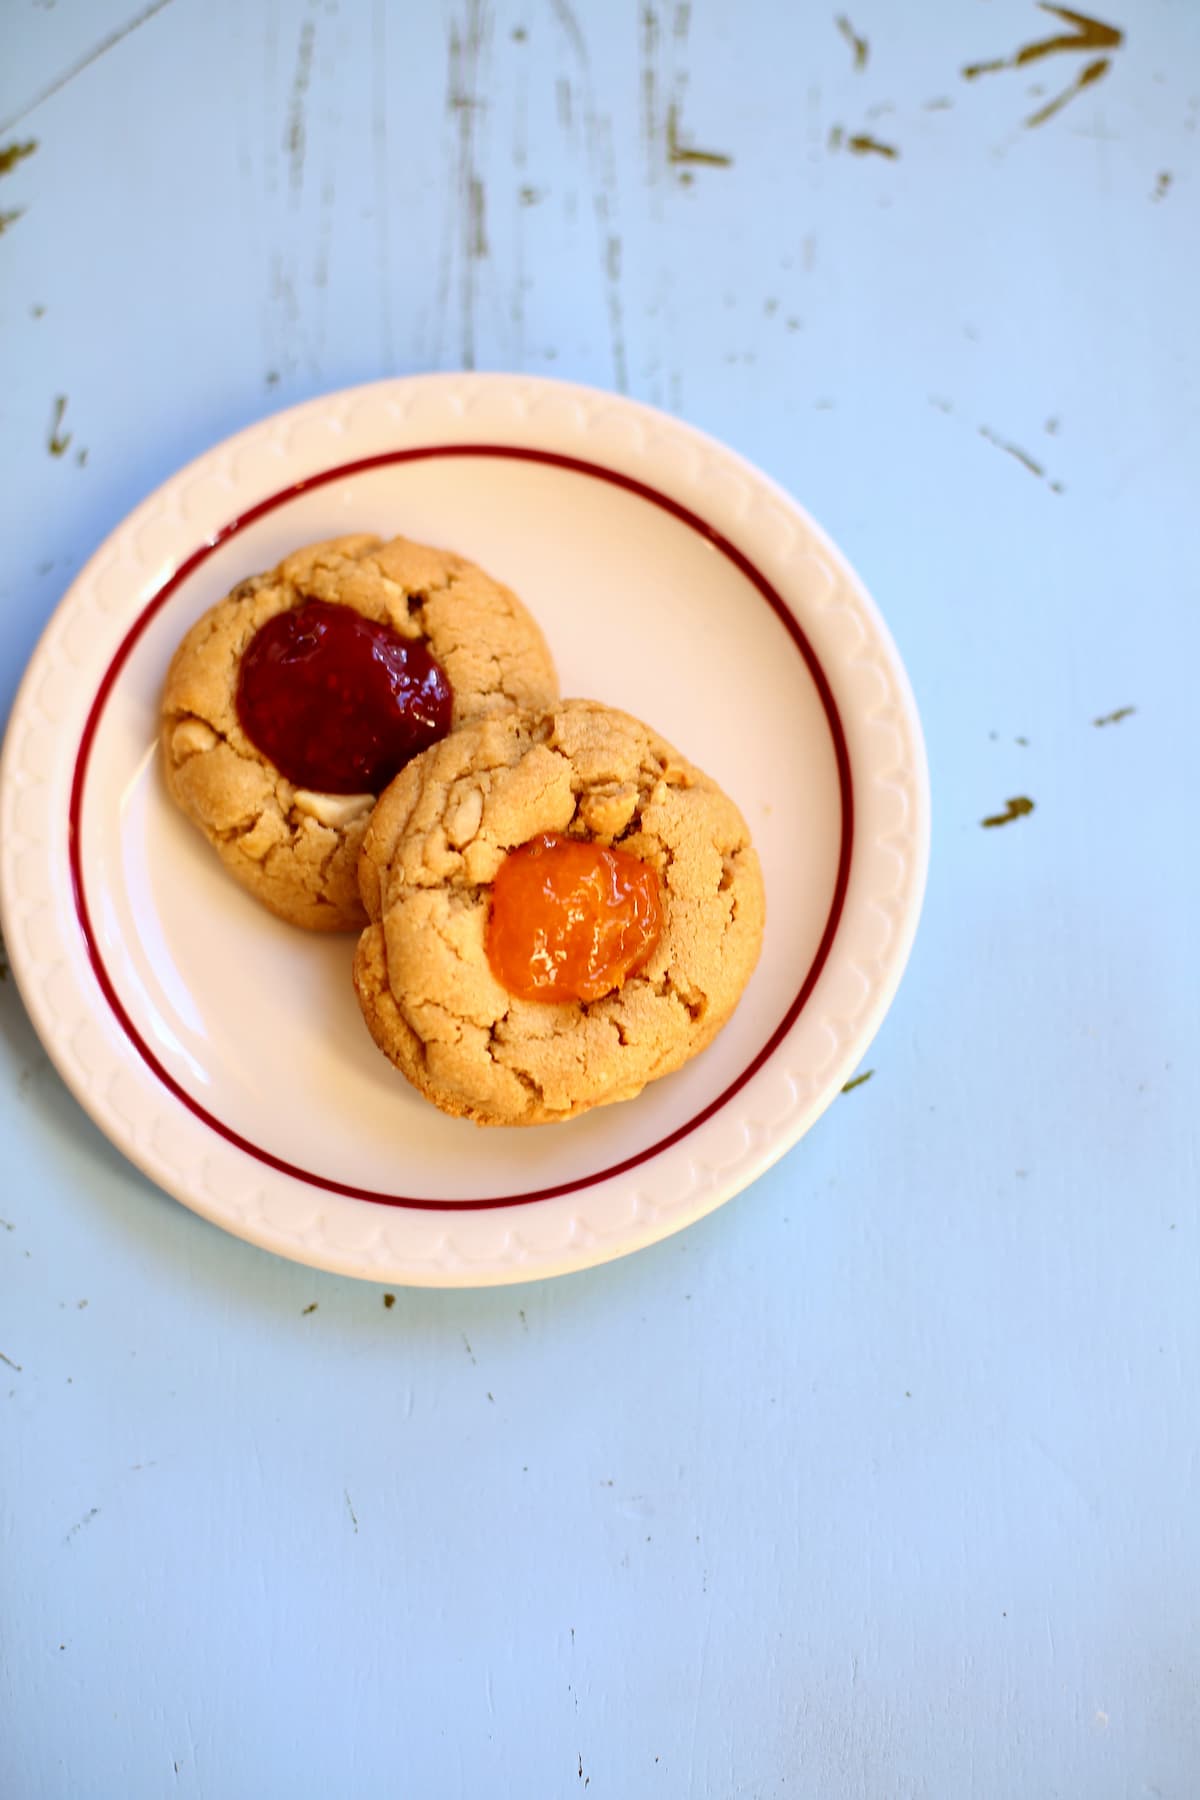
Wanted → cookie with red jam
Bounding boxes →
[160,534,558,930]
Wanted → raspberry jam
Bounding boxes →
[236,599,453,794]
[486,832,663,1004]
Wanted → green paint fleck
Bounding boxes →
[1093,705,1135,727]
[841,1069,875,1093]
[302,1301,318,1315]
[981,795,1035,828]
[0,140,37,177]
[518,184,542,206]
[0,208,25,235]
[47,395,71,457]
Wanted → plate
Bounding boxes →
[0,375,929,1287]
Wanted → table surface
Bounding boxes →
[2,3,1197,1795]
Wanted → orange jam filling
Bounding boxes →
[486,832,663,1004]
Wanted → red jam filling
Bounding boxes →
[235,599,453,794]
[486,832,663,1004]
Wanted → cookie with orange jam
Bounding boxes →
[353,700,765,1126]
[160,534,558,931]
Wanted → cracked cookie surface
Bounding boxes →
[160,534,559,930]
[353,700,766,1126]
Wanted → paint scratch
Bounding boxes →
[446,1,491,370]
[963,4,1123,130]
[1093,705,1135,727]
[964,3,1122,77]
[666,101,732,166]
[509,28,532,365]
[841,1070,875,1093]
[285,21,315,193]
[0,140,37,176]
[982,796,1035,828]
[469,174,488,257]
[372,0,396,371]
[65,1506,99,1543]
[835,14,868,70]
[0,1350,22,1372]
[979,425,1046,478]
[344,1489,359,1534]
[551,5,629,391]
[0,0,178,135]
[1025,55,1110,126]
[840,130,899,159]
[641,5,659,173]
[47,396,72,457]
[550,0,589,65]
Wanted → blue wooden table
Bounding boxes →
[3,3,1198,1794]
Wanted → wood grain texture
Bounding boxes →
[2,0,1199,1793]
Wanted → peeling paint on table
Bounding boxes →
[1,1,1198,1795]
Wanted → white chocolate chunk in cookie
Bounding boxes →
[291,789,376,828]
[170,718,219,760]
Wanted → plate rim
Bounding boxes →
[69,441,855,1209]
[0,371,931,1286]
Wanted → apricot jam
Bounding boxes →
[236,599,453,794]
[486,833,663,1004]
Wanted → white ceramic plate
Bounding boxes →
[0,375,928,1286]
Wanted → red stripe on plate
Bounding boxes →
[68,445,854,1210]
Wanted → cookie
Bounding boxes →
[353,700,766,1126]
[160,534,559,930]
